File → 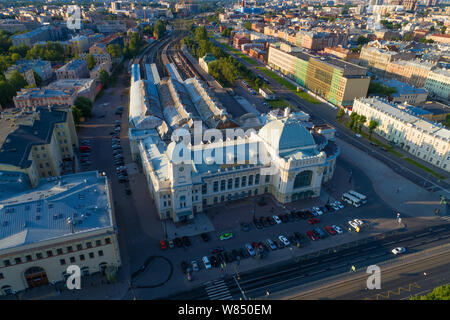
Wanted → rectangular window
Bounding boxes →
[86,242,92,248]
[36,253,43,260]
[89,252,94,259]
[234,177,240,188]
[213,181,218,192]
[26,255,32,262]
[15,258,21,264]
[202,183,207,194]
[105,238,111,244]
[56,248,63,255]
[60,259,66,266]
[255,174,260,185]
[3,260,10,267]
[67,246,73,253]
[241,176,247,187]
[265,175,270,183]
[79,254,85,261]
[77,244,83,251]
[96,240,101,246]
[47,250,53,257]
[220,180,226,191]
[249,175,254,186]
[0,273,3,280]
[98,250,104,257]
[214,197,218,203]
[227,178,233,189]
[70,257,76,263]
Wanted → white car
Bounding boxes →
[332,225,343,234]
[334,201,344,209]
[191,260,199,272]
[278,235,290,246]
[348,220,359,230]
[202,256,212,269]
[332,204,340,211]
[391,247,406,255]
[313,207,323,215]
[273,215,282,224]
[354,219,364,226]
[355,134,361,138]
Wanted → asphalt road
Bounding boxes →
[162,223,450,300]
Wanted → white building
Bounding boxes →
[0,171,121,296]
[353,97,450,172]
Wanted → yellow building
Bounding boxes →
[0,171,121,295]
[0,106,78,187]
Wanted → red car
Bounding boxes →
[307,218,319,225]
[251,242,258,248]
[80,145,91,151]
[306,230,318,241]
[325,225,336,235]
[159,240,168,250]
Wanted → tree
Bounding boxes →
[441,26,447,34]
[245,21,252,31]
[8,70,27,92]
[74,96,93,118]
[99,69,112,88]
[349,112,359,131]
[86,54,95,70]
[357,36,370,46]
[368,120,379,140]
[153,20,166,39]
[336,108,345,120]
[410,284,450,300]
[107,44,122,59]
[195,26,208,42]
[71,105,83,124]
[358,115,367,133]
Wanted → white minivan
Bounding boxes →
[202,256,212,269]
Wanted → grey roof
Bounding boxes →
[0,171,113,250]
[0,107,66,168]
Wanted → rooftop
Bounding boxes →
[0,171,113,250]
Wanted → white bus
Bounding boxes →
[342,193,361,207]
[348,190,367,204]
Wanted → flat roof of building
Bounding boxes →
[0,171,113,250]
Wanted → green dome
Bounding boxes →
[259,118,315,151]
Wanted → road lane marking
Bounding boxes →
[362,246,378,252]
[415,232,431,238]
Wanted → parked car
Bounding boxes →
[314,227,327,239]
[209,256,218,268]
[174,237,183,247]
[354,219,364,226]
[334,201,344,209]
[182,236,191,247]
[254,220,263,229]
[191,260,199,272]
[325,225,337,235]
[241,223,251,232]
[245,243,256,256]
[159,240,167,250]
[312,207,323,215]
[202,256,212,269]
[266,239,277,250]
[210,247,224,254]
[274,239,284,249]
[286,213,294,222]
[348,220,359,230]
[307,218,320,224]
[280,214,289,223]
[180,261,189,274]
[278,235,290,246]
[219,232,233,241]
[267,216,275,225]
[273,215,282,224]
[294,232,303,240]
[391,247,406,255]
[168,240,174,249]
[306,230,318,241]
[260,217,268,228]
[332,225,343,234]
[200,233,210,242]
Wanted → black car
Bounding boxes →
[241,223,251,232]
[210,247,224,254]
[174,237,183,248]
[231,249,239,260]
[294,232,303,240]
[260,217,268,228]
[320,206,328,214]
[210,256,218,268]
[200,233,209,242]
[224,252,234,263]
[287,213,294,222]
[182,236,191,247]
[312,230,321,239]
[280,214,289,223]
[274,239,284,249]
[254,220,263,229]
[180,261,189,274]
[239,248,250,259]
[268,216,276,225]
[216,253,224,264]
[125,187,132,195]
[118,177,128,183]
[288,235,297,245]
[325,204,334,212]
[292,212,300,221]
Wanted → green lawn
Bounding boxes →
[266,99,292,109]
[257,67,321,104]
[222,43,258,65]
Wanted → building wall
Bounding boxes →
[424,70,450,101]
[352,98,450,172]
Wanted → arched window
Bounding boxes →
[293,170,313,189]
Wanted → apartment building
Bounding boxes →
[323,46,360,61]
[0,106,78,187]
[268,45,370,107]
[5,60,54,86]
[295,31,348,51]
[383,79,428,105]
[424,68,450,101]
[359,46,416,75]
[0,171,121,295]
[353,97,450,172]
[385,59,436,88]
[13,79,97,108]
[68,35,90,54]
[56,59,89,80]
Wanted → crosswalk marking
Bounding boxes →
[440,216,450,222]
[204,279,232,300]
